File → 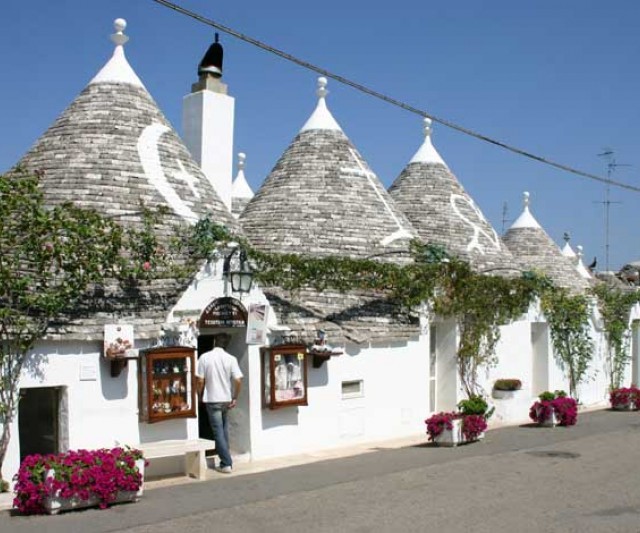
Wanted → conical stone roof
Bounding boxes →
[240,78,419,344]
[389,118,518,274]
[503,192,590,292]
[241,78,415,260]
[14,19,237,340]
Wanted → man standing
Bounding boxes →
[196,333,243,473]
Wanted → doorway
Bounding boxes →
[197,334,216,451]
[18,387,62,461]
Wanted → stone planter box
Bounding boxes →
[612,401,636,411]
[43,459,144,515]
[536,407,559,427]
[433,419,482,447]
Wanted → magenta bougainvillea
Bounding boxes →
[609,387,640,409]
[425,411,488,443]
[461,414,487,440]
[13,447,146,514]
[425,412,459,441]
[529,396,578,426]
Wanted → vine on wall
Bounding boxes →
[592,284,640,390]
[541,289,593,401]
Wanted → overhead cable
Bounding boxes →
[150,0,640,193]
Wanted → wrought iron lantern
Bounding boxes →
[223,246,253,294]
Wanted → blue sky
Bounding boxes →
[2,0,639,270]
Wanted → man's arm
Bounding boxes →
[229,377,242,408]
[196,376,205,398]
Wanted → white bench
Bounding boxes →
[139,438,216,480]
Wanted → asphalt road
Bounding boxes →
[3,409,640,533]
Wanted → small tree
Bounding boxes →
[0,169,133,486]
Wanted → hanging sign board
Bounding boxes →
[199,297,248,328]
[246,303,269,345]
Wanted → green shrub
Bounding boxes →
[457,395,494,419]
[493,379,522,391]
[538,390,567,402]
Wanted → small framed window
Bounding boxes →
[342,380,363,399]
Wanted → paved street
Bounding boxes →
[2,409,640,533]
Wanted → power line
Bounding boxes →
[150,0,640,194]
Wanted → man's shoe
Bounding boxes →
[216,466,232,474]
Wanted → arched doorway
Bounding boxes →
[197,297,250,458]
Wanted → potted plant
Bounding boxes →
[425,395,491,446]
[609,386,640,411]
[492,378,523,400]
[13,447,146,515]
[425,412,462,446]
[529,390,578,427]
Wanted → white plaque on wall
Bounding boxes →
[79,363,98,381]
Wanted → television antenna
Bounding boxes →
[595,149,631,271]
[501,201,510,234]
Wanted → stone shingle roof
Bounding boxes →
[503,193,590,292]
[240,78,419,344]
[389,119,519,274]
[15,22,236,340]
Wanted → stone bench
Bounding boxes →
[139,438,216,480]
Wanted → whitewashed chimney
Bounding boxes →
[182,33,234,210]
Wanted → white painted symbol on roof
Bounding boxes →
[137,123,198,225]
[450,194,501,254]
[341,148,413,246]
[173,159,200,199]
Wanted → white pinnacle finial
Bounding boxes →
[300,76,342,132]
[238,152,246,170]
[423,117,433,137]
[577,245,583,259]
[89,17,145,89]
[317,77,328,99]
[509,190,540,229]
[111,18,129,46]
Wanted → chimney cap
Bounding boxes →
[198,33,224,78]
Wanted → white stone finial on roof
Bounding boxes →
[112,18,129,46]
[575,244,593,279]
[509,190,541,230]
[423,117,433,136]
[90,18,145,89]
[317,77,328,98]
[232,152,254,200]
[300,77,342,133]
[561,232,577,259]
[409,117,447,166]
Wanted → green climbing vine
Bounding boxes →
[592,284,640,390]
[541,289,594,400]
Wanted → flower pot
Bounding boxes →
[492,388,523,400]
[433,418,463,447]
[537,406,559,427]
[43,459,144,515]
[612,401,636,411]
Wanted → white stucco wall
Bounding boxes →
[247,335,429,460]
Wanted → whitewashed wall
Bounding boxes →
[247,335,429,460]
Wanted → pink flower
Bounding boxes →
[142,261,151,271]
[13,447,145,514]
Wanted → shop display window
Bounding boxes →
[261,344,309,409]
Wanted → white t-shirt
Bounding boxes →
[196,347,243,403]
